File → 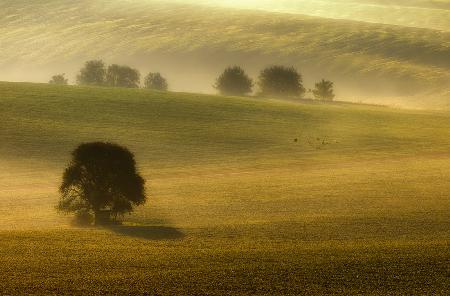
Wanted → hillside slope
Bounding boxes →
[1,0,449,108]
[2,81,450,228]
[184,0,450,31]
[0,82,449,294]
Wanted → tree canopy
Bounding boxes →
[76,60,106,86]
[58,142,146,224]
[258,66,305,97]
[144,72,168,91]
[313,79,335,101]
[214,66,253,96]
[49,74,68,85]
[106,64,141,88]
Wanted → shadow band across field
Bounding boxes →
[108,225,185,240]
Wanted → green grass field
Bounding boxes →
[1,0,449,107]
[0,81,449,294]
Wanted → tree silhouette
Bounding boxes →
[214,66,253,96]
[76,60,106,86]
[49,74,68,85]
[58,142,146,224]
[106,64,140,88]
[313,79,335,101]
[144,72,168,91]
[258,66,305,97]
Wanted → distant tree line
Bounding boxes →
[77,60,168,91]
[50,60,335,101]
[49,60,169,91]
[215,65,335,101]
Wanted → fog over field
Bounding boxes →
[1,2,450,294]
[1,0,449,108]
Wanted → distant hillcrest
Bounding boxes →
[175,0,450,31]
[1,0,449,108]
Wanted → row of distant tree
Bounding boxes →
[49,60,168,91]
[215,65,335,101]
[50,60,335,101]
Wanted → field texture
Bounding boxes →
[1,0,449,107]
[0,82,449,294]
[188,0,450,31]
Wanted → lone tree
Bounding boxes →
[77,60,106,86]
[58,142,146,225]
[144,72,168,91]
[49,74,68,85]
[258,66,305,97]
[214,66,253,96]
[106,64,140,88]
[313,79,335,101]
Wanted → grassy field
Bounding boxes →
[1,0,449,107]
[0,81,449,294]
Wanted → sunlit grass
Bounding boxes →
[0,82,449,293]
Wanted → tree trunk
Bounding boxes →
[94,209,111,225]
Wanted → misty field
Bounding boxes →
[0,82,449,294]
[1,0,449,107]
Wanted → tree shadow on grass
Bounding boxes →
[107,225,185,240]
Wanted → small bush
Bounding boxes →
[49,74,68,85]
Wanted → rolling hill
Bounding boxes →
[185,0,450,31]
[0,82,449,294]
[1,0,449,108]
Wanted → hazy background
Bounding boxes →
[1,0,449,108]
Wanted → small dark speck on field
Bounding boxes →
[107,225,185,240]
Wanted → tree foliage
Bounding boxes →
[49,74,68,85]
[58,142,146,223]
[106,64,140,88]
[214,66,253,96]
[144,72,168,91]
[313,79,335,101]
[76,60,106,86]
[258,66,305,97]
